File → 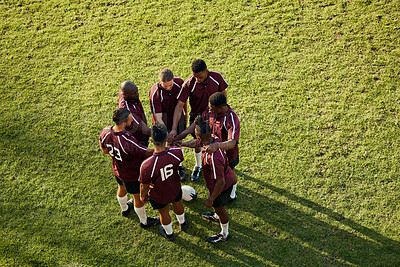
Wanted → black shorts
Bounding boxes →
[115,176,140,194]
[149,189,183,210]
[229,156,239,170]
[212,184,234,208]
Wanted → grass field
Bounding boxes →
[1,0,399,266]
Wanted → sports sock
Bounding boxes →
[220,221,229,238]
[230,183,237,199]
[194,151,202,168]
[162,222,173,235]
[117,195,128,211]
[213,213,220,220]
[175,213,185,224]
[134,206,147,224]
[179,162,183,167]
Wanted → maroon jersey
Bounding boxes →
[99,127,147,182]
[202,105,240,163]
[198,137,235,194]
[139,147,183,204]
[177,71,228,116]
[118,90,148,143]
[149,77,184,130]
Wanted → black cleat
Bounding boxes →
[191,166,201,182]
[202,212,219,222]
[121,199,134,217]
[206,233,231,244]
[178,165,186,181]
[159,225,176,241]
[180,221,188,231]
[140,217,160,228]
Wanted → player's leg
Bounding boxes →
[205,206,230,243]
[228,157,239,202]
[191,146,202,181]
[157,204,175,241]
[172,200,187,231]
[177,113,186,181]
[115,177,132,216]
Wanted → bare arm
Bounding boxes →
[140,183,150,203]
[137,121,152,137]
[178,139,198,148]
[174,120,196,141]
[204,139,237,154]
[205,178,225,208]
[169,100,185,138]
[153,113,164,125]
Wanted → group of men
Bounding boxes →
[99,59,240,243]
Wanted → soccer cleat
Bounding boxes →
[178,165,186,181]
[202,212,219,222]
[121,199,134,217]
[180,221,188,231]
[206,233,231,244]
[159,225,176,241]
[191,166,201,182]
[140,217,160,228]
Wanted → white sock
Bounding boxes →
[213,213,220,220]
[162,222,173,235]
[194,151,202,168]
[175,213,185,224]
[179,162,183,167]
[117,195,128,211]
[134,206,147,224]
[230,183,237,199]
[220,221,229,238]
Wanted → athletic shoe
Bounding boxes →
[206,233,231,244]
[121,199,134,217]
[228,197,236,204]
[140,217,160,228]
[191,166,201,182]
[178,165,185,181]
[180,221,188,231]
[159,225,176,241]
[202,212,219,222]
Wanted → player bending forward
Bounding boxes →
[99,108,160,228]
[139,124,187,241]
[180,116,236,243]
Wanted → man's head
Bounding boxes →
[194,115,212,145]
[151,124,168,147]
[121,81,139,100]
[159,68,174,91]
[191,59,208,84]
[208,92,227,114]
[113,108,133,130]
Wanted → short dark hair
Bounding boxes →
[113,108,130,125]
[209,92,226,107]
[121,81,138,95]
[194,115,211,136]
[152,124,167,145]
[191,59,207,73]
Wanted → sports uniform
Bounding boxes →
[202,105,240,169]
[177,71,228,125]
[199,136,235,207]
[139,147,184,208]
[149,77,186,133]
[118,90,149,145]
[99,126,147,193]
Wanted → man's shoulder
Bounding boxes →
[182,75,195,88]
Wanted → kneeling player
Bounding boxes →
[139,124,187,241]
[180,116,236,243]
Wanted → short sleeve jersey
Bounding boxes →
[99,127,147,182]
[149,77,184,130]
[202,105,240,163]
[139,147,184,204]
[177,71,228,116]
[199,137,235,194]
[118,90,148,142]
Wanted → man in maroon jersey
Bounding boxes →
[174,92,240,202]
[169,59,228,182]
[149,68,187,180]
[118,81,151,147]
[99,108,159,228]
[139,124,187,241]
[179,116,236,243]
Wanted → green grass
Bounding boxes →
[1,0,399,266]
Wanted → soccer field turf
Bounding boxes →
[1,0,399,266]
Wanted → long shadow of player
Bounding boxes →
[231,170,400,266]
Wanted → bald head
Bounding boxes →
[121,81,138,100]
